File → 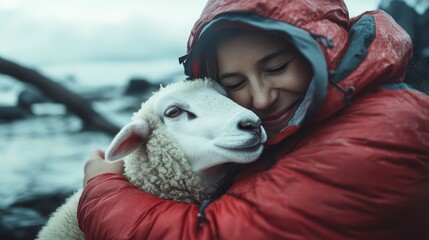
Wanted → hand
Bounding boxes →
[83,149,124,187]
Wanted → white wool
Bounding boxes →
[124,119,217,203]
[36,190,83,239]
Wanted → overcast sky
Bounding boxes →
[0,0,383,67]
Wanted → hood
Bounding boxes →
[180,0,412,144]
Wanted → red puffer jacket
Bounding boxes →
[78,0,429,239]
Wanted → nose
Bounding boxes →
[249,81,277,110]
[238,120,261,135]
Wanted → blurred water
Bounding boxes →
[0,115,112,209]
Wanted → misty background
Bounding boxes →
[1,0,427,239]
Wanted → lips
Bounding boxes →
[261,101,300,128]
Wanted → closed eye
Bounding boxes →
[223,80,246,90]
[265,62,289,74]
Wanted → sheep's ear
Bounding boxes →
[105,121,150,162]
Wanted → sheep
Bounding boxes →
[36,79,267,239]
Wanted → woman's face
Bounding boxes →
[215,30,313,137]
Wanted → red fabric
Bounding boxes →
[78,0,429,239]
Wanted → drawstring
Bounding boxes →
[329,71,355,104]
[197,164,239,223]
[197,199,215,223]
[310,32,334,49]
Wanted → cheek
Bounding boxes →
[282,57,313,92]
[227,90,250,109]
[295,57,313,89]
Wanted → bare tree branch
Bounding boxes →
[0,57,120,136]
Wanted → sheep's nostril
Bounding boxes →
[238,121,261,135]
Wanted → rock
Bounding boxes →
[11,191,72,217]
[0,191,72,240]
[17,88,50,111]
[0,207,45,240]
[0,106,29,121]
[124,78,157,96]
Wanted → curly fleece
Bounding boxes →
[124,80,221,203]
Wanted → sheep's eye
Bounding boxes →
[164,106,182,118]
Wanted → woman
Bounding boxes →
[78,0,429,239]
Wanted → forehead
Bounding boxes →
[215,30,292,66]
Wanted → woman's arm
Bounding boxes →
[78,89,429,240]
[78,152,283,240]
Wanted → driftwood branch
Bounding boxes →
[0,57,120,136]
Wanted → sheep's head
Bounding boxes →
[105,79,267,202]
